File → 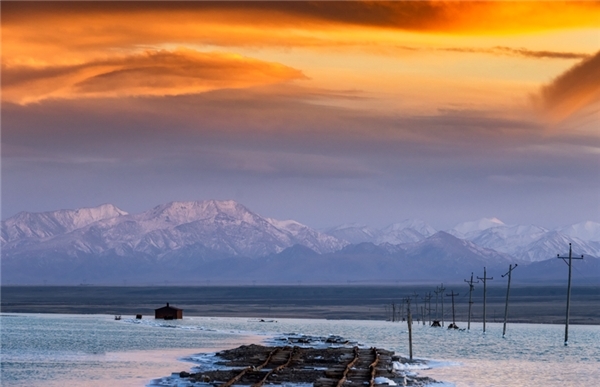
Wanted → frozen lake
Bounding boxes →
[1,313,598,386]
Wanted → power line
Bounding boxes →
[501,264,518,338]
[437,283,446,327]
[403,296,413,360]
[446,290,459,329]
[477,267,493,334]
[424,292,433,326]
[557,243,584,346]
[464,272,479,331]
[412,291,420,324]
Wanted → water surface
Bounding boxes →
[1,314,598,386]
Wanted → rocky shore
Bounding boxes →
[176,335,436,387]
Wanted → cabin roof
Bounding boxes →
[155,303,182,311]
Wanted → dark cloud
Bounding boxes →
[3,1,597,32]
[492,47,590,60]
[442,46,590,60]
[537,51,600,121]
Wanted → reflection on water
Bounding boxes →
[0,314,260,387]
[422,358,598,387]
[1,314,598,387]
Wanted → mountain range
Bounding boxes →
[2,200,599,284]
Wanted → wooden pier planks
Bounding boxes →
[185,344,409,387]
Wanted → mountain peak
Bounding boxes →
[558,221,600,242]
[146,200,252,223]
[451,217,506,237]
[1,203,127,243]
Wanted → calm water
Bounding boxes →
[1,313,599,386]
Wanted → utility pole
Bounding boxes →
[557,243,584,346]
[433,287,440,320]
[438,283,446,327]
[424,293,433,326]
[404,297,413,360]
[464,273,479,331]
[446,290,459,328]
[400,301,405,321]
[501,264,518,338]
[412,291,419,324]
[477,267,493,334]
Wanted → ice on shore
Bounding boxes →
[392,361,431,371]
[374,376,398,385]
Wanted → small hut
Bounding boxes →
[155,303,183,320]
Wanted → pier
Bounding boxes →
[180,343,434,386]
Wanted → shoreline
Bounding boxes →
[3,285,599,324]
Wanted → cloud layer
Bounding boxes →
[538,51,600,123]
[2,49,305,103]
[2,1,598,229]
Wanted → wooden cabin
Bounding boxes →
[154,303,183,320]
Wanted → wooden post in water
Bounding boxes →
[406,298,413,360]
[557,243,583,346]
[434,287,440,321]
[412,291,419,324]
[464,272,478,331]
[438,284,446,327]
[447,290,459,327]
[477,267,493,334]
[501,264,518,338]
[425,292,432,326]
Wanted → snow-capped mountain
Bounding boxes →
[517,231,598,263]
[1,200,345,259]
[324,223,380,244]
[327,216,599,263]
[1,204,127,245]
[448,217,505,239]
[2,202,598,284]
[558,221,600,242]
[324,219,436,245]
[266,218,348,253]
[375,219,436,244]
[401,231,515,277]
[444,218,599,262]
[469,224,549,256]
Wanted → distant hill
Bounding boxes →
[2,201,598,284]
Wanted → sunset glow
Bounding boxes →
[2,1,599,228]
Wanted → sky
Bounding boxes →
[1,1,599,230]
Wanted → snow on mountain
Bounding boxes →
[516,231,599,262]
[399,231,515,278]
[375,219,436,244]
[470,224,548,255]
[557,221,600,242]
[448,217,505,239]
[2,200,346,259]
[1,204,127,245]
[324,219,436,245]
[447,220,599,262]
[266,218,348,253]
[324,223,380,244]
[4,199,599,285]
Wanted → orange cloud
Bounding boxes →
[442,46,590,60]
[537,51,600,123]
[2,2,598,64]
[2,49,306,104]
[4,2,598,33]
